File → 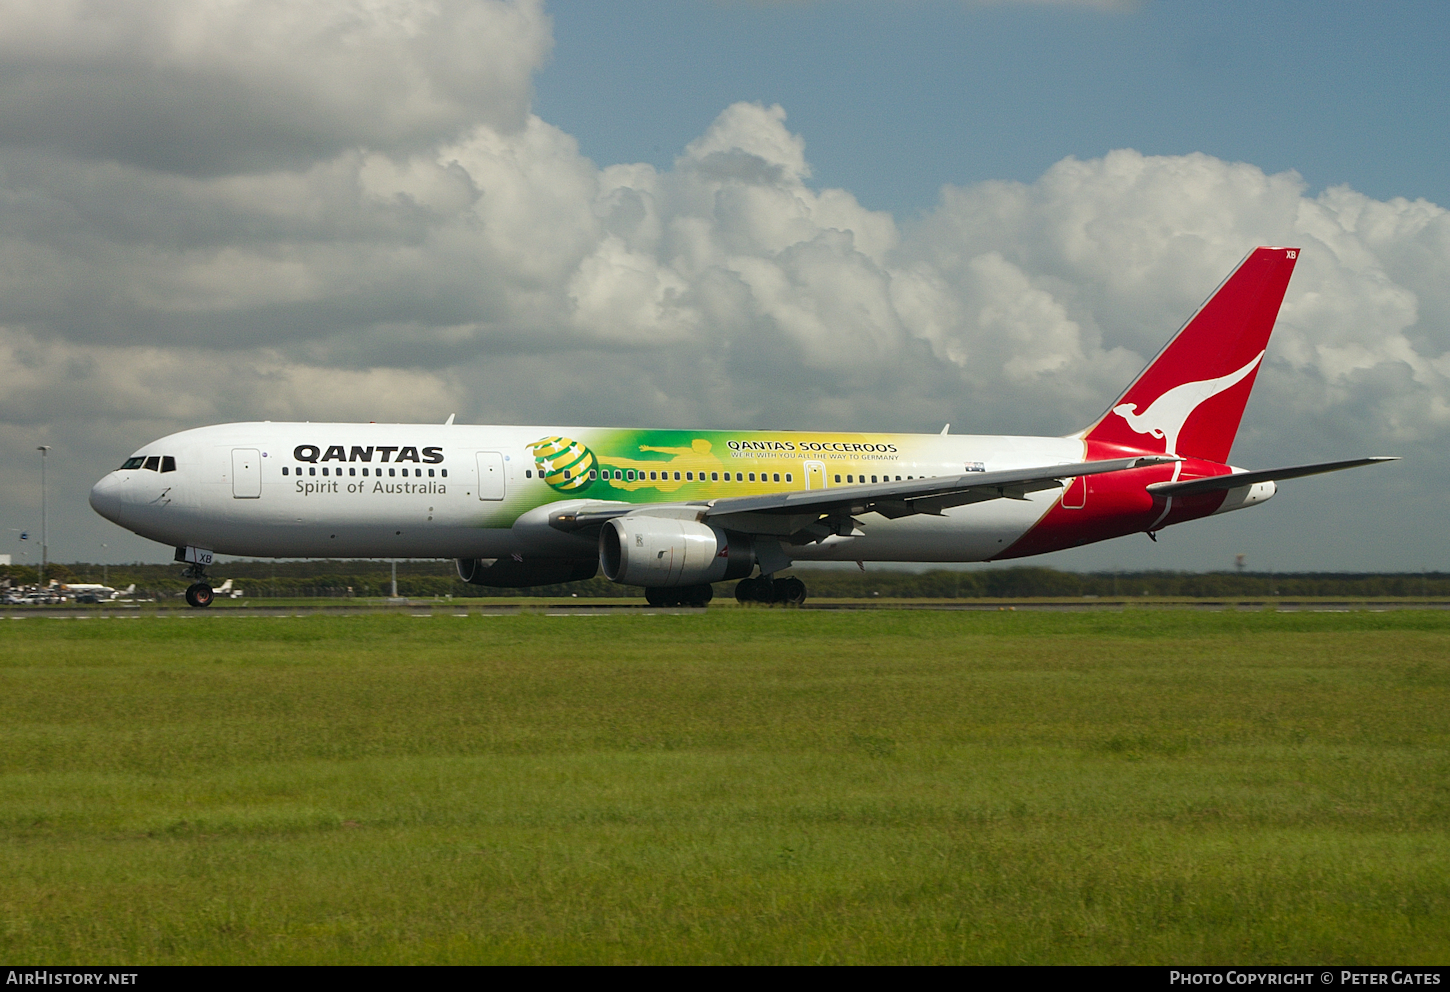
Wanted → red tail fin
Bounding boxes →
[1083,246,1299,464]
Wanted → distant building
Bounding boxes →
[0,554,10,566]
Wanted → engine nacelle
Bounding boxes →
[600,516,755,587]
[456,557,598,588]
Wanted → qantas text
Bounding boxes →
[293,445,443,464]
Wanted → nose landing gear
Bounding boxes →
[175,549,215,608]
[734,574,806,606]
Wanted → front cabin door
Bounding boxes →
[231,449,261,498]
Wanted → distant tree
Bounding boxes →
[1,565,40,585]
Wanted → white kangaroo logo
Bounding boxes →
[1112,351,1264,455]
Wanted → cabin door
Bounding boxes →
[231,449,261,498]
[476,452,506,501]
[1061,475,1087,509]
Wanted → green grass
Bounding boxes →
[1,609,1447,964]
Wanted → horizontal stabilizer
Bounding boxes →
[1146,457,1398,498]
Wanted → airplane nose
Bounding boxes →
[89,473,124,525]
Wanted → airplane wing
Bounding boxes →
[1145,457,1398,498]
[547,455,1175,541]
[704,456,1176,521]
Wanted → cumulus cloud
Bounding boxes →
[0,0,550,174]
[0,0,1446,567]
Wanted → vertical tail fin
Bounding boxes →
[1083,246,1299,463]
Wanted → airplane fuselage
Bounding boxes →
[88,421,1264,565]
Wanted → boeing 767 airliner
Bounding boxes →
[90,247,1395,607]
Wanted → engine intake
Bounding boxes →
[600,516,754,587]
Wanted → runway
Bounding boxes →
[7,599,1450,618]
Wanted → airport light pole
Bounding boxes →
[102,544,108,587]
[37,446,50,589]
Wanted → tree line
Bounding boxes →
[3,560,1446,600]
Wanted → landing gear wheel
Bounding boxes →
[185,582,214,608]
[736,575,807,606]
[735,576,764,604]
[780,577,806,606]
[646,584,714,607]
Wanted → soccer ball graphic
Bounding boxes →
[527,436,596,492]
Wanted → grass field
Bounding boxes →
[2,609,1447,964]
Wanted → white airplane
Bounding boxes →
[56,582,134,602]
[90,247,1395,608]
[214,578,244,598]
[60,583,115,600]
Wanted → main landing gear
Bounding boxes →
[645,584,714,608]
[735,574,807,606]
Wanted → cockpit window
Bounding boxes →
[161,456,176,473]
[143,456,160,471]
[120,457,145,470]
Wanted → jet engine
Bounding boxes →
[456,556,598,588]
[600,516,755,587]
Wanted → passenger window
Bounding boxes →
[834,475,841,483]
[526,470,532,478]
[388,469,395,477]
[773,473,780,482]
[309,467,316,476]
[785,473,792,482]
[441,469,448,478]
[627,470,635,481]
[427,469,433,477]
[686,472,693,480]
[121,457,146,470]
[650,471,657,480]
[351,468,357,476]
[872,476,878,483]
[588,470,596,480]
[674,471,681,480]
[161,456,176,473]
[564,470,571,479]
[736,473,743,481]
[847,475,853,483]
[143,456,160,471]
[711,472,719,481]
[282,466,289,476]
[748,472,756,482]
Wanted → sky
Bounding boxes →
[1,0,1447,574]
